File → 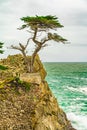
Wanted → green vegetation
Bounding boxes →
[0,76,31,96]
[11,15,67,72]
[8,76,31,92]
[0,42,7,70]
[0,65,8,70]
[20,15,64,29]
[0,42,4,54]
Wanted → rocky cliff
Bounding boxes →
[0,54,76,130]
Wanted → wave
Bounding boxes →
[68,77,87,81]
[67,112,87,130]
[67,86,87,95]
[79,88,87,94]
[45,63,87,130]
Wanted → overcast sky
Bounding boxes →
[0,0,87,62]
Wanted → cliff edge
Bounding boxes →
[0,54,76,130]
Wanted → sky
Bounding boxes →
[0,0,87,62]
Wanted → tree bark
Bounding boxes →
[30,45,41,72]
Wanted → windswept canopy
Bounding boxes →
[10,15,67,72]
[19,15,64,30]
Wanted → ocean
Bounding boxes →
[44,63,87,130]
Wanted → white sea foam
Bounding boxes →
[79,88,87,94]
[67,87,77,91]
[67,86,87,95]
[63,76,87,81]
[74,77,87,81]
[67,112,87,130]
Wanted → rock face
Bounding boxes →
[0,54,76,130]
[0,54,47,80]
[33,81,75,130]
[20,73,42,85]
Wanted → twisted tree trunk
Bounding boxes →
[30,45,41,72]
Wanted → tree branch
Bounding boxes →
[42,38,50,45]
[42,44,48,48]
[27,30,34,33]
[32,28,41,46]
[33,28,38,40]
[10,45,22,51]
[38,29,47,32]
[10,43,27,58]
[25,37,32,48]
[10,37,32,51]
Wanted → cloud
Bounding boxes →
[0,0,87,61]
[75,12,87,26]
[39,43,87,62]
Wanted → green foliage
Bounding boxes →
[19,15,63,30]
[16,77,31,91]
[0,42,7,71]
[0,42,4,54]
[23,81,31,92]
[19,15,67,43]
[0,65,8,70]
[0,50,3,54]
[48,33,67,43]
[8,77,31,92]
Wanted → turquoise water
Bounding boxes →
[44,63,87,130]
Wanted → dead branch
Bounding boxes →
[10,45,22,51]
